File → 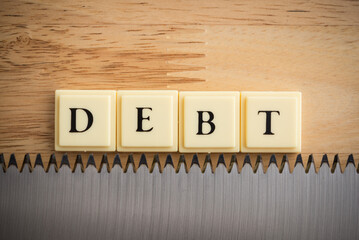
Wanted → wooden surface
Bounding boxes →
[0,0,358,170]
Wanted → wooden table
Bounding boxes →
[0,0,358,172]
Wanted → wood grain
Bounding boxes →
[1,0,359,26]
[0,0,358,169]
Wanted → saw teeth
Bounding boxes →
[347,153,359,173]
[278,155,288,173]
[20,153,32,173]
[216,154,226,168]
[268,154,277,168]
[73,154,84,173]
[124,154,135,173]
[190,154,200,168]
[253,155,262,173]
[86,154,96,169]
[282,155,291,173]
[227,154,238,173]
[294,154,304,167]
[8,154,17,169]
[46,153,58,173]
[0,153,5,172]
[346,154,355,167]
[112,154,122,168]
[332,155,339,173]
[243,154,252,167]
[164,154,174,168]
[60,153,71,169]
[138,154,148,168]
[0,153,357,173]
[306,154,314,173]
[150,154,161,173]
[320,154,330,167]
[189,155,201,173]
[202,154,212,173]
[99,154,110,173]
[34,153,44,169]
[176,155,187,173]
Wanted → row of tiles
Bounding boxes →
[55,90,301,153]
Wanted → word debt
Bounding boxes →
[55,90,301,153]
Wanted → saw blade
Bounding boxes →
[0,156,358,240]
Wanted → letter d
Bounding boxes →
[69,108,94,133]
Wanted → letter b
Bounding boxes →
[197,111,215,135]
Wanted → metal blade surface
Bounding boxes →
[0,164,358,240]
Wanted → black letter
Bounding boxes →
[136,107,153,132]
[257,110,280,135]
[69,108,93,133]
[197,111,215,135]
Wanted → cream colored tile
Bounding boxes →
[55,90,116,151]
[241,91,301,153]
[117,90,178,152]
[179,91,240,153]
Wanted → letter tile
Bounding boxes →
[179,91,240,153]
[117,90,178,152]
[240,91,301,152]
[55,90,116,151]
